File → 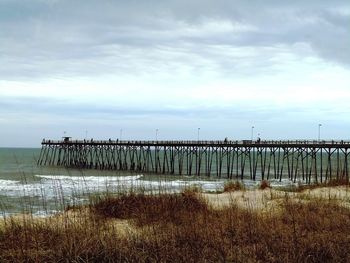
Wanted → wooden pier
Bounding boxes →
[38,138,350,183]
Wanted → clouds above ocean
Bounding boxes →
[1,0,349,79]
[0,0,350,146]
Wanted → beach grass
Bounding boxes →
[223,180,245,192]
[1,186,350,262]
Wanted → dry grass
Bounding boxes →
[1,189,350,262]
[91,190,209,226]
[223,180,244,192]
[259,179,271,190]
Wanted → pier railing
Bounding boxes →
[41,139,350,147]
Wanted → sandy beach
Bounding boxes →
[203,186,350,212]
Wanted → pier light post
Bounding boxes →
[197,128,200,141]
[251,126,254,141]
[318,124,322,142]
[156,129,158,141]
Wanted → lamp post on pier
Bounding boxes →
[251,126,254,141]
[197,128,200,141]
[156,129,158,141]
[318,124,322,142]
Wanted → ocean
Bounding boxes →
[0,148,231,216]
[0,147,298,216]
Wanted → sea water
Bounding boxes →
[0,148,296,216]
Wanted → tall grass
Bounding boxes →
[223,180,244,192]
[1,188,350,262]
[91,190,208,226]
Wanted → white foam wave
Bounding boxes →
[0,174,227,217]
[36,174,143,182]
[29,174,145,198]
[0,179,21,187]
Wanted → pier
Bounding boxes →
[38,138,350,183]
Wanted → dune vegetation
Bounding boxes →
[0,181,350,262]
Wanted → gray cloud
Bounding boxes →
[0,0,349,80]
[1,0,350,146]
[0,95,269,119]
[0,95,339,124]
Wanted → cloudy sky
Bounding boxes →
[1,0,350,147]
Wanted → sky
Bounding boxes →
[1,0,350,147]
